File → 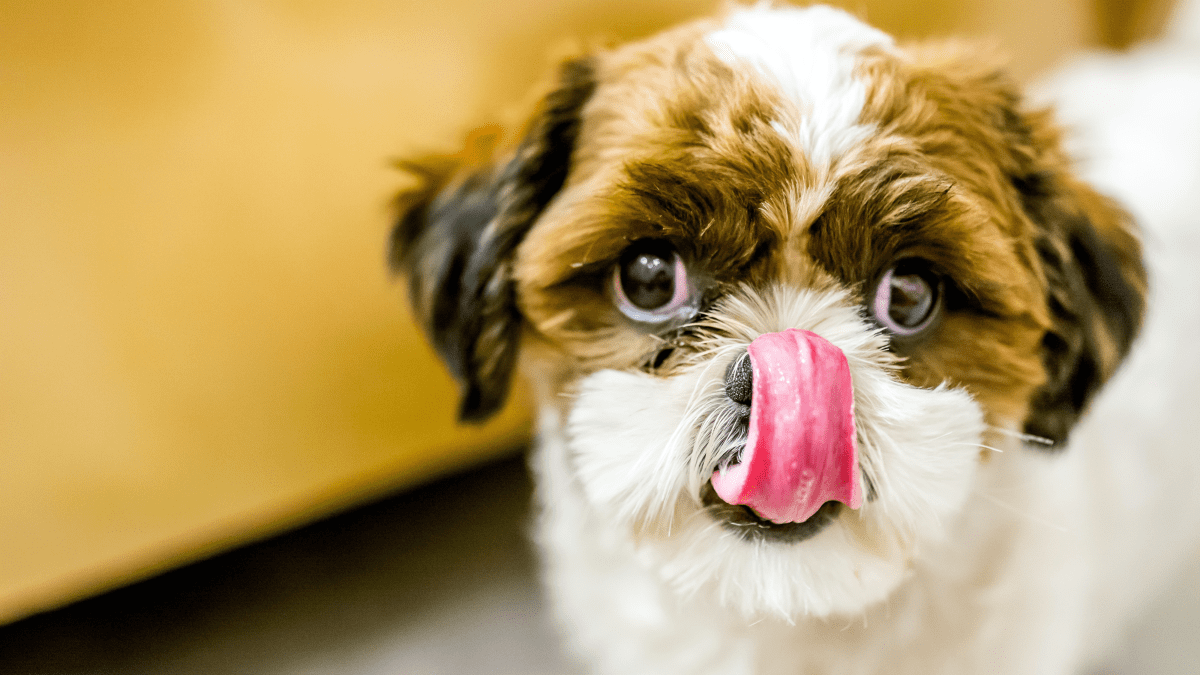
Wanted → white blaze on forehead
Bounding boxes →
[706,5,892,170]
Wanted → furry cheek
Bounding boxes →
[567,367,713,529]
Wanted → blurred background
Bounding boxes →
[0,0,1191,672]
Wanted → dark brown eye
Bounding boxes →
[612,240,696,323]
[871,259,943,337]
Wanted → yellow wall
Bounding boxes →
[0,0,1135,623]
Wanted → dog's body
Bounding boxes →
[393,5,1200,673]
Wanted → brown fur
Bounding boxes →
[854,42,1146,439]
[394,16,1146,445]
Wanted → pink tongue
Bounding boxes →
[710,329,861,524]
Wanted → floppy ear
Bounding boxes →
[1014,141,1149,447]
[390,58,596,423]
[902,46,1148,447]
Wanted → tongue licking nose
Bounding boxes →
[710,329,862,524]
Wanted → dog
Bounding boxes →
[390,4,1200,673]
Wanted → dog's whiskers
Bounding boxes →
[946,440,1005,454]
[986,424,1055,447]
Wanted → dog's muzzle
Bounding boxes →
[710,329,863,524]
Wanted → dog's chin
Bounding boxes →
[698,482,845,545]
[563,293,988,619]
[643,486,912,620]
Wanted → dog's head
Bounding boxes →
[392,5,1147,619]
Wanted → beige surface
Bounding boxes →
[0,0,1115,624]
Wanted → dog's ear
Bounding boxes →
[903,46,1148,447]
[1015,168,1148,447]
[390,58,596,423]
[990,86,1149,447]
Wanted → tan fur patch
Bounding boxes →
[513,34,810,374]
[847,41,1144,433]
[436,22,1145,437]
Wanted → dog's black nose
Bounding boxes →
[724,351,753,405]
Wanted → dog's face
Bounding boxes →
[393,6,1147,619]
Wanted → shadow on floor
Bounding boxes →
[0,451,572,675]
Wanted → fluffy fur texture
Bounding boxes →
[392,4,1200,673]
[567,285,985,620]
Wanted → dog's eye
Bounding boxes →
[871,259,943,337]
[612,240,696,324]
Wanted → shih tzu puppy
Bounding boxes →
[388,4,1172,673]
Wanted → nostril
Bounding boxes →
[724,351,753,406]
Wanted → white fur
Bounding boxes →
[526,8,1200,675]
[706,5,892,171]
[1032,8,1200,668]
[537,287,989,672]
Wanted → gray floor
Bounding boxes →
[0,453,571,675]
[2,451,1197,674]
